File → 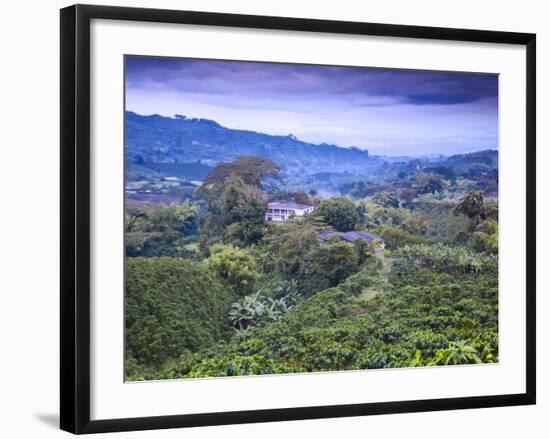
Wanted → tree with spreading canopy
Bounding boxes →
[200,156,281,193]
[125,201,199,256]
[315,197,359,232]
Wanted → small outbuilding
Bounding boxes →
[162,176,181,182]
[318,230,385,248]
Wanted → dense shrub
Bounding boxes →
[304,241,359,291]
[380,226,431,250]
[164,258,498,378]
[392,243,497,274]
[472,220,498,254]
[125,257,235,378]
[206,244,260,296]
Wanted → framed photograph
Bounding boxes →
[60,4,536,434]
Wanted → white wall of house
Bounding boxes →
[265,206,314,221]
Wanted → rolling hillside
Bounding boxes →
[125,112,375,177]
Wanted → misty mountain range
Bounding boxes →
[125,111,497,194]
[125,111,380,177]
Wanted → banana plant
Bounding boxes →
[429,340,482,366]
[227,291,300,331]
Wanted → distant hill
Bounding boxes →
[125,112,374,177]
[379,149,498,176]
[443,150,498,172]
[125,111,497,196]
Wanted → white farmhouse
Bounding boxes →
[265,202,314,222]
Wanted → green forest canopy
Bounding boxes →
[124,154,499,381]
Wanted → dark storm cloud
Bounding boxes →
[124,56,498,155]
[125,56,498,106]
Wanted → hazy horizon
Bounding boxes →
[126,110,497,159]
[125,56,498,156]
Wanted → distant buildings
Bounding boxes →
[319,230,385,248]
[265,202,314,222]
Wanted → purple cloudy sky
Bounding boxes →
[125,56,498,156]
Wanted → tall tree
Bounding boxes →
[262,221,319,283]
[307,241,359,287]
[454,189,485,230]
[200,172,267,247]
[240,197,267,245]
[316,197,359,232]
[201,156,281,193]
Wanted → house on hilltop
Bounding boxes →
[265,202,314,222]
[162,176,180,182]
[319,230,385,248]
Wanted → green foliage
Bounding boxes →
[125,257,235,374]
[125,201,199,257]
[402,211,430,235]
[123,149,500,382]
[363,203,407,228]
[220,174,266,245]
[399,187,417,204]
[126,161,213,181]
[239,197,266,244]
[207,244,260,296]
[412,200,471,242]
[372,191,400,208]
[201,171,267,247]
[201,156,281,192]
[261,221,320,284]
[392,243,497,274]
[353,237,373,266]
[316,197,360,231]
[220,174,244,225]
[268,190,312,205]
[306,241,359,289]
[184,340,301,378]
[454,189,485,230]
[340,180,370,198]
[472,220,498,254]
[429,340,482,365]
[413,172,446,194]
[257,278,300,301]
[380,226,431,250]
[165,259,497,378]
[227,291,299,330]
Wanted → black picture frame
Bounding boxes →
[60,4,536,434]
